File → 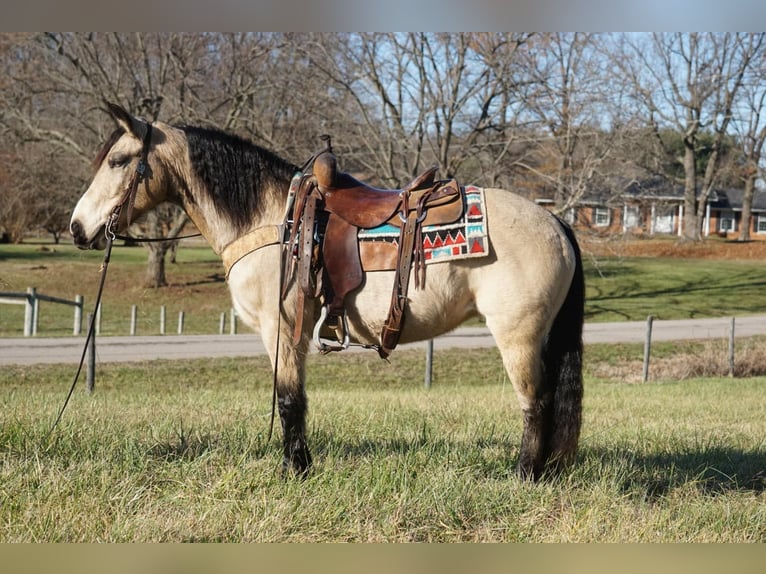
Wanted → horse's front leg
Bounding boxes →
[228,256,313,476]
[277,374,312,477]
[270,323,312,477]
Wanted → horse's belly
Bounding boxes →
[343,262,479,345]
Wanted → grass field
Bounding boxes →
[1,347,764,542]
[2,238,765,541]
[1,241,229,337]
[1,239,765,337]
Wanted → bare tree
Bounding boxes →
[513,33,620,213]
[298,33,529,187]
[1,33,204,283]
[733,45,766,241]
[694,33,765,237]
[617,32,763,240]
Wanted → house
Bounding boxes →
[535,177,766,240]
[706,187,766,239]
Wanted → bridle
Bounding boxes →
[108,122,153,236]
[50,122,157,434]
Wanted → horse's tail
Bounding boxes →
[544,217,585,469]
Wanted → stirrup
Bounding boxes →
[312,305,350,353]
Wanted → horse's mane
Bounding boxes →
[182,126,297,234]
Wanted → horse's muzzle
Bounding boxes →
[70,219,106,250]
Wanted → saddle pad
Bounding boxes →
[358,185,489,271]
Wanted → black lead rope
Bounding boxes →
[48,226,115,435]
[49,122,154,436]
[111,231,202,243]
[48,228,200,436]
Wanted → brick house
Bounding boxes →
[535,177,766,240]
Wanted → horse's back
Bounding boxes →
[345,187,578,347]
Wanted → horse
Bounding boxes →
[70,103,585,481]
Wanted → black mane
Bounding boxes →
[182,126,297,233]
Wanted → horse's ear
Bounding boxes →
[106,102,149,142]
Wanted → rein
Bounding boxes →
[49,226,115,434]
[112,231,202,243]
[50,123,154,434]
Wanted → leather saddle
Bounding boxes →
[283,144,464,358]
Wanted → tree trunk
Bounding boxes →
[141,209,189,288]
[739,173,756,242]
[682,141,699,240]
[144,242,169,288]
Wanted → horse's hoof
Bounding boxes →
[281,447,313,479]
[515,460,543,482]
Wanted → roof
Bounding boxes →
[538,176,766,211]
[708,188,766,212]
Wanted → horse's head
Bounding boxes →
[71,103,168,249]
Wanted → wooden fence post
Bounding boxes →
[23,287,35,337]
[728,317,735,378]
[74,295,83,335]
[642,315,654,383]
[130,305,138,335]
[160,305,167,335]
[424,339,434,389]
[95,303,102,336]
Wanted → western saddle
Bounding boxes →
[283,139,464,359]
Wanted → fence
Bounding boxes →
[1,288,752,388]
[641,314,739,381]
[0,287,83,336]
[0,287,240,337]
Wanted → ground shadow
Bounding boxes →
[141,428,272,463]
[178,273,225,287]
[583,445,766,498]
[145,431,220,462]
[135,427,765,496]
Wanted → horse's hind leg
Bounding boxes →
[493,332,553,481]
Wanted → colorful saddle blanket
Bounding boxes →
[358,185,489,270]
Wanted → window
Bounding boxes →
[564,207,577,225]
[594,207,611,227]
[719,212,736,233]
[757,214,766,234]
[624,205,640,229]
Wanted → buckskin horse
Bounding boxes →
[70,103,584,481]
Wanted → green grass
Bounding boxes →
[1,241,232,337]
[2,240,765,337]
[1,347,765,542]
[584,257,766,322]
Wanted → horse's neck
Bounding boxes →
[157,125,290,255]
[179,170,288,256]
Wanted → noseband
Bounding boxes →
[107,122,153,237]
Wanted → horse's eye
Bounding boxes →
[108,155,130,169]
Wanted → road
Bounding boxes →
[2,315,764,366]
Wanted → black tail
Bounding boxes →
[543,218,585,469]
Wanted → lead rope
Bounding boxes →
[48,122,154,436]
[48,215,118,435]
[267,172,301,442]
